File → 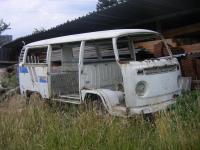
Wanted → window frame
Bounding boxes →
[114,33,173,63]
[24,46,49,65]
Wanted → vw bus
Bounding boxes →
[19,29,182,116]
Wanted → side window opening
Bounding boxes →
[61,43,80,72]
[51,45,62,73]
[98,40,115,60]
[26,47,48,64]
[117,37,135,61]
[72,39,116,63]
[72,45,99,60]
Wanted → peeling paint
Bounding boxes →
[19,29,182,116]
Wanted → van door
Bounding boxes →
[49,44,80,101]
[23,46,50,98]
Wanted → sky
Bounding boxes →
[0,0,98,39]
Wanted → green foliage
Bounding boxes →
[0,19,10,35]
[33,27,46,34]
[1,72,18,89]
[96,0,127,10]
[97,0,118,11]
[0,91,200,149]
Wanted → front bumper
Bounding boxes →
[111,99,176,117]
[128,99,176,115]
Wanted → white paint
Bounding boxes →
[121,58,181,108]
[19,47,50,98]
[26,29,158,47]
[80,62,122,90]
[19,29,182,117]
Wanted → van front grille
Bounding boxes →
[137,65,178,75]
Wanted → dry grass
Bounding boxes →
[0,91,200,150]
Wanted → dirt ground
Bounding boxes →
[0,66,23,113]
[0,94,26,113]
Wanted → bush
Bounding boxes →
[1,72,18,89]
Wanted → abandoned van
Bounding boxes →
[19,29,182,116]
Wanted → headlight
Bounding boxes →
[135,81,147,96]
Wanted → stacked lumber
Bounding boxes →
[135,39,182,58]
[153,42,168,57]
[196,59,200,80]
[51,50,62,62]
[180,58,197,80]
[181,43,200,52]
[180,42,200,82]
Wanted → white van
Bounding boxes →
[19,29,182,116]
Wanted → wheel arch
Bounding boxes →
[81,89,123,112]
[81,90,111,111]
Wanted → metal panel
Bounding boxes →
[50,71,79,96]
[80,62,122,90]
[121,58,182,107]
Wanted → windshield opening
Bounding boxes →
[117,33,172,62]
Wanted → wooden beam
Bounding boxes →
[163,23,200,38]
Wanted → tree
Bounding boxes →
[118,0,126,3]
[33,27,46,34]
[97,0,118,11]
[0,19,10,35]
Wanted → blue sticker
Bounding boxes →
[39,77,48,83]
[19,67,28,73]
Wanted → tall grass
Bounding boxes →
[0,91,200,150]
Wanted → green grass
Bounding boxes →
[0,91,200,150]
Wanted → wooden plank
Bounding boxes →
[192,80,200,90]
[135,39,176,53]
[196,59,200,80]
[181,43,200,52]
[180,58,198,80]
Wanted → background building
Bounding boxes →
[0,35,13,66]
[1,0,200,63]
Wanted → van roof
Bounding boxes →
[26,29,159,47]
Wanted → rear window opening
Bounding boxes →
[26,47,48,64]
[51,45,62,73]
